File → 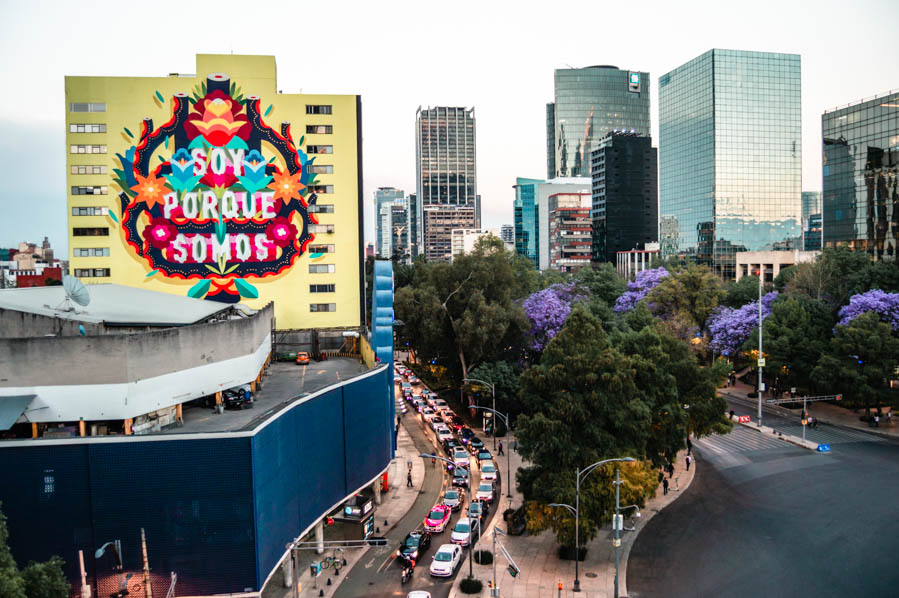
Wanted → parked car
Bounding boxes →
[480,461,497,481]
[442,488,464,511]
[450,517,479,546]
[475,482,495,503]
[423,505,452,533]
[436,426,453,442]
[223,384,252,409]
[453,449,470,468]
[295,351,310,365]
[396,529,432,561]
[429,544,462,577]
[452,467,470,488]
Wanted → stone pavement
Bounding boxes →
[447,435,696,598]
[264,416,426,598]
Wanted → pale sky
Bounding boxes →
[1,0,897,252]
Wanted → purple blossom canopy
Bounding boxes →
[613,267,669,313]
[837,289,899,331]
[522,282,587,350]
[707,291,778,355]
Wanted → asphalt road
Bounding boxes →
[628,398,899,597]
[334,383,499,598]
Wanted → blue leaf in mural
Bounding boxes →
[115,146,138,188]
[165,148,202,193]
[264,104,273,117]
[107,210,119,223]
[123,127,134,139]
[145,269,159,278]
[164,135,169,149]
[234,279,259,299]
[237,149,273,194]
[225,136,249,150]
[187,279,211,299]
[155,90,165,103]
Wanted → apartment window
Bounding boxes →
[71,186,108,195]
[309,264,335,273]
[306,164,334,174]
[306,145,333,154]
[308,204,334,213]
[71,165,108,175]
[69,103,106,113]
[309,224,335,233]
[305,105,332,115]
[74,268,110,277]
[73,227,109,237]
[310,303,337,312]
[70,145,107,154]
[308,244,335,253]
[73,248,110,257]
[306,125,333,134]
[309,185,334,194]
[310,284,336,293]
[72,207,107,216]
[69,124,107,133]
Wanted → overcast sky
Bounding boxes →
[1,0,897,252]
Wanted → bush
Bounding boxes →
[557,545,587,561]
[474,549,493,564]
[459,576,483,594]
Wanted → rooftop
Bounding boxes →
[0,284,233,326]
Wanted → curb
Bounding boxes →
[732,418,821,451]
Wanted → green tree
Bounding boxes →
[0,503,25,598]
[20,558,68,598]
[574,263,626,307]
[722,274,763,308]
[467,361,521,424]
[812,312,899,414]
[646,265,725,339]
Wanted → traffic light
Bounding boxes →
[488,580,494,589]
[326,517,334,526]
[507,564,520,578]
[836,394,842,401]
[801,411,808,426]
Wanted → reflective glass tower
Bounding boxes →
[547,66,650,179]
[659,49,802,278]
[374,187,404,257]
[822,90,899,259]
[513,177,543,265]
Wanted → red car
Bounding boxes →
[423,505,452,533]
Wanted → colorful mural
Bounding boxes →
[111,73,319,303]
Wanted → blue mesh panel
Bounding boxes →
[342,368,391,492]
[296,389,347,528]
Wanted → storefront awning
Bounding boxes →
[0,395,35,430]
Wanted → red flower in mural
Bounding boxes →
[185,90,251,147]
[143,217,178,249]
[265,216,298,248]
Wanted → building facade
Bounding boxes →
[548,193,592,271]
[659,49,802,278]
[822,90,899,259]
[500,224,514,244]
[450,228,501,261]
[547,66,650,179]
[374,187,404,257]
[513,177,543,265]
[66,54,363,330]
[416,106,479,260]
[735,249,819,282]
[617,243,660,279]
[801,191,823,251]
[590,132,658,263]
[538,178,592,270]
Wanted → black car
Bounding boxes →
[395,529,431,561]
[223,385,252,410]
[442,438,461,455]
[452,467,470,488]
[468,437,484,454]
[459,427,475,441]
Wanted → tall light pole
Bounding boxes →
[612,470,641,598]
[548,456,635,592]
[418,453,474,577]
[757,268,764,428]
[463,378,496,450]
[470,406,511,497]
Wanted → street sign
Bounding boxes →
[758,358,766,367]
[612,514,623,531]
[738,415,751,423]
[612,538,621,547]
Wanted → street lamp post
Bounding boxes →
[757,268,764,428]
[612,470,641,598]
[418,453,474,577]
[470,406,511,497]
[548,457,635,592]
[463,378,496,450]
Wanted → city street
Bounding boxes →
[628,399,899,597]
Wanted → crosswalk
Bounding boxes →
[695,427,787,456]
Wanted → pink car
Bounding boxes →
[423,505,452,533]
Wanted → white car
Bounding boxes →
[422,409,438,422]
[450,517,479,546]
[407,592,431,598]
[453,449,470,468]
[480,461,497,481]
[436,426,453,442]
[429,544,462,577]
[475,482,494,503]
[433,400,450,412]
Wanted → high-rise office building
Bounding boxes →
[416,106,479,261]
[591,132,658,263]
[406,193,419,257]
[374,187,404,257]
[513,177,543,265]
[377,195,409,260]
[548,192,592,271]
[500,224,514,245]
[547,66,650,179]
[801,191,823,251]
[822,90,899,259]
[659,49,802,278]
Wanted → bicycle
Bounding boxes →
[321,548,344,571]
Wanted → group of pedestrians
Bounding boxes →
[660,437,694,496]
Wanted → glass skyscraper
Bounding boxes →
[659,49,802,278]
[374,187,404,257]
[547,66,650,179]
[801,191,822,250]
[514,177,543,265]
[822,90,899,259]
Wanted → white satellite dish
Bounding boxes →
[63,275,91,307]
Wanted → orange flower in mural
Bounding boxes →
[131,172,169,210]
[269,170,305,204]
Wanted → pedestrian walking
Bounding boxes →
[407,471,413,487]
[874,414,880,427]
[662,478,669,495]
[512,439,518,453]
[685,455,692,471]
[667,463,675,478]
[729,410,735,420]
[686,437,693,456]
[888,411,893,425]
[498,441,504,456]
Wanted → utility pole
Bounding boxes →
[141,528,153,598]
[757,268,764,428]
[613,469,621,598]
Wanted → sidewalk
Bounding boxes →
[448,435,696,598]
[264,416,426,598]
[719,381,899,440]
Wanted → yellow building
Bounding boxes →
[66,54,362,329]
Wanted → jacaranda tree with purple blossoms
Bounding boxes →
[522,282,587,351]
[707,292,778,355]
[613,267,669,313]
[836,289,899,331]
